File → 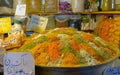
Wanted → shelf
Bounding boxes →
[58,11,120,15]
[0,14,14,16]
[91,11,120,14]
[60,11,120,15]
[1,11,120,16]
[60,12,91,15]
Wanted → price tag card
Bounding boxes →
[15,4,26,16]
[28,15,48,32]
[103,66,120,75]
[4,52,35,75]
[0,17,12,33]
[28,15,40,31]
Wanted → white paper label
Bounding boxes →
[15,4,26,16]
[4,52,35,75]
[28,15,48,31]
[29,15,40,29]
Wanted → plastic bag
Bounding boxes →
[26,0,40,13]
[14,15,29,33]
[40,0,45,12]
[45,0,59,13]
[59,0,72,13]
[71,0,85,12]
[3,34,23,50]
[3,16,27,50]
[46,15,55,30]
[13,0,26,11]
[0,0,13,14]
[0,17,12,33]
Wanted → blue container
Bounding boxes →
[68,15,81,30]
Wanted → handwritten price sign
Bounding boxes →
[4,52,35,75]
[103,67,120,75]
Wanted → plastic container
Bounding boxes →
[101,0,115,11]
[68,15,81,30]
[26,0,40,13]
[71,0,85,12]
[115,4,120,10]
[55,15,69,27]
[101,0,109,11]
[109,0,115,11]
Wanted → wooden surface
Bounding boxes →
[1,11,120,15]
[91,11,120,14]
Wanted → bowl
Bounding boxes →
[35,48,120,75]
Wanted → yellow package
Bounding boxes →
[26,0,40,13]
[0,17,12,33]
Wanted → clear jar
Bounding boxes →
[101,0,109,11]
[68,15,81,30]
[109,0,115,10]
[71,0,85,12]
[91,1,98,11]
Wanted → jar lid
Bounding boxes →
[55,15,70,23]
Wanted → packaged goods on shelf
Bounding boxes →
[45,15,55,30]
[81,15,91,31]
[45,0,59,13]
[26,0,40,13]
[14,15,29,33]
[13,0,26,11]
[55,20,68,28]
[68,15,81,30]
[115,0,120,10]
[40,0,45,12]
[71,0,85,12]
[101,0,115,11]
[55,14,69,28]
[59,0,72,13]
